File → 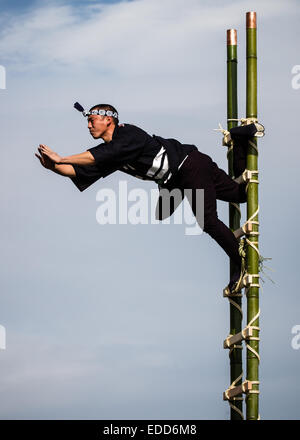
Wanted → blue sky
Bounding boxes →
[0,0,300,420]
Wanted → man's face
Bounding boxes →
[87,114,111,139]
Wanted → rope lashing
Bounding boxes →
[214,123,232,146]
[223,289,243,300]
[216,115,262,419]
[234,169,259,193]
[230,202,242,225]
[224,308,259,352]
[243,206,260,262]
[231,239,247,295]
[227,118,265,139]
[245,207,259,228]
[245,309,260,363]
[227,117,265,140]
[229,398,244,420]
[224,324,258,350]
[246,238,260,258]
[223,374,254,418]
[245,210,274,286]
[234,169,258,183]
[243,273,260,290]
[230,402,244,420]
[224,372,243,399]
[234,206,259,239]
[228,297,243,319]
[230,202,241,217]
[224,283,243,316]
[224,309,260,366]
[249,139,258,154]
[224,371,245,419]
[229,343,243,357]
[214,118,263,160]
[223,238,247,297]
[227,117,258,124]
[223,310,260,418]
[248,381,260,395]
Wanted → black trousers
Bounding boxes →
[167,140,247,275]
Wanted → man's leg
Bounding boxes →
[212,163,247,203]
[175,150,242,270]
[213,122,264,202]
[232,135,248,178]
[212,134,249,203]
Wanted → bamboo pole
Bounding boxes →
[245,11,260,420]
[226,29,243,420]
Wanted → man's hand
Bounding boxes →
[35,149,55,170]
[36,145,95,167]
[38,144,62,164]
[35,148,76,177]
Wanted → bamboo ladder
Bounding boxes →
[222,11,260,420]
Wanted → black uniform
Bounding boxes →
[71,123,197,190]
[71,123,247,285]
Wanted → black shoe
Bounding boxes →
[230,122,265,138]
[227,239,247,294]
[228,267,242,292]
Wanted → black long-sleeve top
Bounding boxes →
[70,123,198,192]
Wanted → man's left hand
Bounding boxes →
[38,144,62,164]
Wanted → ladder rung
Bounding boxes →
[233,222,253,239]
[224,327,253,349]
[223,380,252,400]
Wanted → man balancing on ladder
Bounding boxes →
[35,102,264,294]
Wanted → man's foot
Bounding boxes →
[226,239,247,295]
[228,267,243,294]
[230,122,265,138]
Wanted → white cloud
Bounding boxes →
[0,0,296,75]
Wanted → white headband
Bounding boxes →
[83,109,119,118]
[74,102,119,119]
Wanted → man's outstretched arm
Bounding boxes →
[35,150,76,177]
[38,144,95,166]
[35,149,108,192]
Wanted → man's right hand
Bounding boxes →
[38,144,62,164]
[35,148,76,177]
[35,149,55,170]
